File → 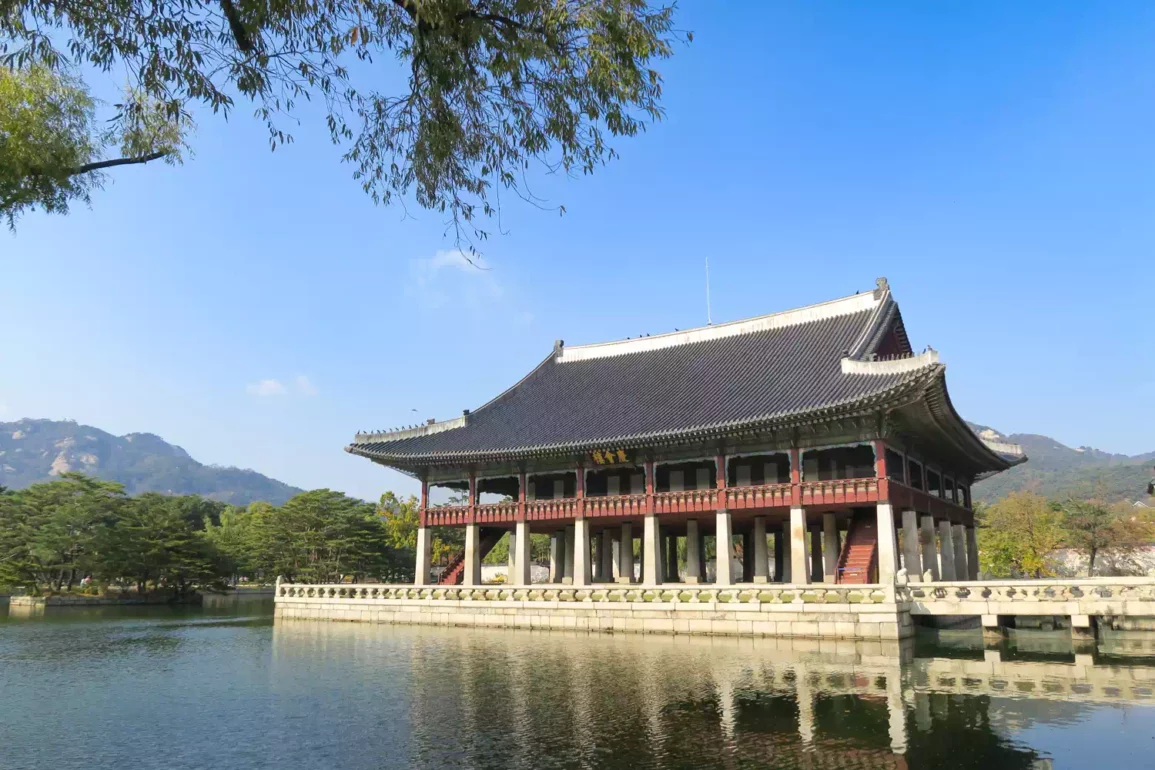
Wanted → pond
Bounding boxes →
[2,600,1154,769]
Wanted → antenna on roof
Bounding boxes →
[705,257,713,325]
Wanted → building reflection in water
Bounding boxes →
[271,621,1155,769]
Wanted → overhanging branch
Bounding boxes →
[70,152,168,176]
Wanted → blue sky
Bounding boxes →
[3,2,1154,502]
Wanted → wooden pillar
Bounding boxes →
[517,471,526,521]
[419,477,429,528]
[467,471,477,523]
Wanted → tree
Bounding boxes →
[1062,498,1152,577]
[204,505,256,583]
[2,0,683,244]
[96,492,222,596]
[977,492,1065,578]
[0,65,187,228]
[1,473,126,592]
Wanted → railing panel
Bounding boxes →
[652,489,715,515]
[424,506,469,526]
[798,479,879,507]
[475,502,517,523]
[583,494,646,518]
[725,484,792,510]
[525,499,577,521]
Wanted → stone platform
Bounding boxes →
[275,582,914,640]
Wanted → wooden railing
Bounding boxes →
[422,478,971,524]
[887,482,972,519]
[582,494,647,518]
[725,483,792,510]
[525,498,578,521]
[798,478,880,506]
[424,505,469,526]
[652,488,717,514]
[474,502,518,523]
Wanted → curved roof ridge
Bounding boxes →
[558,286,884,364]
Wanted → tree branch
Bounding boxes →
[70,152,168,176]
[220,0,255,53]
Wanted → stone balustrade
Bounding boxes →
[275,581,911,639]
[901,577,1155,618]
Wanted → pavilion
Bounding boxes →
[348,278,1024,589]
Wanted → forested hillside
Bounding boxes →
[972,424,1154,504]
[0,419,302,505]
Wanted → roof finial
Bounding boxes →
[874,277,889,299]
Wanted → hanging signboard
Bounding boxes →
[590,449,629,465]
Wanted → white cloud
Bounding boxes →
[295,375,319,397]
[406,249,504,311]
[246,379,287,397]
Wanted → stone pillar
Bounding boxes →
[951,524,968,582]
[563,524,576,584]
[919,516,939,581]
[876,503,899,585]
[809,526,823,583]
[617,523,634,584]
[550,531,563,583]
[966,526,979,580]
[507,531,517,584]
[774,528,785,582]
[464,523,482,587]
[666,534,679,582]
[574,518,591,586]
[715,509,734,586]
[753,516,769,583]
[742,531,755,582]
[415,526,432,585]
[513,520,531,586]
[789,506,808,584]
[643,514,661,585]
[938,520,956,581]
[901,509,922,582]
[685,519,702,583]
[600,529,615,582]
[822,512,839,584]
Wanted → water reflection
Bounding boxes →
[268,623,1155,769]
[2,601,1154,770]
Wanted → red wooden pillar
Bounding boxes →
[517,470,527,522]
[468,471,477,525]
[714,454,726,509]
[789,448,801,506]
[575,462,585,519]
[873,440,890,501]
[420,476,428,527]
[901,451,910,486]
[644,460,654,514]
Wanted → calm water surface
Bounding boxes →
[3,599,1155,769]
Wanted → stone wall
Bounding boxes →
[275,583,913,640]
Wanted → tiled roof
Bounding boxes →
[349,281,973,467]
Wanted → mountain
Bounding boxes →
[971,423,1155,504]
[0,418,303,505]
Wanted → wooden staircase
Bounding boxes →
[437,528,504,585]
[836,510,878,584]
